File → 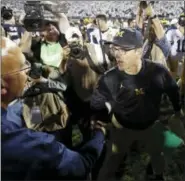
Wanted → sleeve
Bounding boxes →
[8,128,104,178]
[154,35,171,59]
[165,30,172,43]
[90,76,113,122]
[161,67,181,112]
[135,25,143,33]
[90,76,112,111]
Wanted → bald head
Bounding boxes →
[1,37,26,75]
[1,37,29,108]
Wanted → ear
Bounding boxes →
[1,78,8,95]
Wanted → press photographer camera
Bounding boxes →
[1,6,13,20]
[69,42,84,59]
[179,14,185,27]
[23,1,45,31]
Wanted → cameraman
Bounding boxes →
[20,1,69,79]
[1,6,25,45]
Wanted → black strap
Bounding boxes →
[22,83,64,101]
[84,46,106,75]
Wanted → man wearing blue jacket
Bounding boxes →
[1,36,105,180]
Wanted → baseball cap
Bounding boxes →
[170,18,178,25]
[105,28,143,51]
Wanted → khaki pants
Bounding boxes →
[97,120,167,180]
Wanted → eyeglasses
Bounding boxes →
[1,60,31,77]
[111,46,129,55]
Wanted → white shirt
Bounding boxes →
[89,27,119,44]
[166,28,184,61]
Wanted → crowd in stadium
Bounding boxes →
[2,0,185,18]
[1,1,185,181]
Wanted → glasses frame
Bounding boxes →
[1,60,31,77]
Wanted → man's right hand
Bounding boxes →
[91,120,107,136]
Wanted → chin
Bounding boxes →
[117,65,124,71]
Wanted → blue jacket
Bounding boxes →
[1,104,105,180]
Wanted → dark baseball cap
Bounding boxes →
[105,28,143,51]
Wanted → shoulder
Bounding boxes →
[99,66,118,83]
[144,59,168,76]
[104,66,117,76]
[2,122,57,159]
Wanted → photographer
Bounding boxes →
[1,36,106,180]
[62,28,102,143]
[1,6,25,45]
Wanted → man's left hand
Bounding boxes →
[168,109,185,141]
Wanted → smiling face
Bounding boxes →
[1,37,30,105]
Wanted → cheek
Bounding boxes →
[16,73,27,92]
[54,28,60,35]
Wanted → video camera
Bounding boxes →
[23,1,45,32]
[1,6,13,20]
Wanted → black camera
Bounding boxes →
[23,1,45,32]
[179,14,185,27]
[69,42,84,59]
[1,6,13,20]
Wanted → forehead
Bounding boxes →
[96,18,104,22]
[1,37,25,72]
[44,23,56,28]
[1,37,17,57]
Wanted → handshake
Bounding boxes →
[90,120,107,136]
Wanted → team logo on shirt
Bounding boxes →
[116,31,124,37]
[135,88,145,95]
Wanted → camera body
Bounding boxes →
[23,1,45,32]
[179,15,185,27]
[1,6,13,20]
[69,42,84,59]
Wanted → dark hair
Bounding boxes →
[43,21,68,47]
[127,18,134,26]
[96,14,107,22]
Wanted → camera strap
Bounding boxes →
[84,45,106,75]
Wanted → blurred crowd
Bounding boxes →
[2,0,185,19]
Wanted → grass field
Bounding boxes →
[72,98,185,181]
